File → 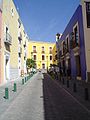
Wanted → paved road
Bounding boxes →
[0,72,44,120]
[0,72,90,120]
[43,74,90,120]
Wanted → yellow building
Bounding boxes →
[52,44,57,65]
[1,0,28,84]
[27,41,55,70]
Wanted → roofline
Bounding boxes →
[28,40,55,44]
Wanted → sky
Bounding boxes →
[14,0,80,42]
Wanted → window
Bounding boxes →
[86,2,90,28]
[42,46,45,53]
[34,55,36,60]
[42,63,45,69]
[42,55,45,60]
[33,46,36,53]
[49,47,52,54]
[70,32,74,49]
[18,18,21,28]
[24,56,26,60]
[50,56,52,60]
[11,8,14,17]
[66,37,69,51]
[74,26,78,46]
[63,41,66,54]
[86,2,90,12]
[18,53,21,58]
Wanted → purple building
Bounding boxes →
[56,0,90,82]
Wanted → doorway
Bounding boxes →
[75,55,81,78]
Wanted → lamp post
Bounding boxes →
[46,56,48,73]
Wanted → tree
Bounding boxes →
[26,59,36,73]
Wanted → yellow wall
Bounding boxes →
[52,44,57,65]
[2,0,19,68]
[27,41,55,69]
[1,0,28,82]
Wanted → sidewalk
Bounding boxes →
[0,72,44,120]
[57,76,90,110]
[0,72,40,119]
[50,72,90,110]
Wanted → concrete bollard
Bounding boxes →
[67,80,69,88]
[22,79,24,85]
[4,88,9,99]
[85,88,89,100]
[73,83,77,92]
[13,83,17,92]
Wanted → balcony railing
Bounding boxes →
[42,51,45,54]
[70,40,79,49]
[18,32,22,40]
[70,32,79,49]
[33,50,37,53]
[18,47,22,54]
[4,33,12,45]
[49,51,52,54]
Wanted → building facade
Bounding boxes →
[0,0,28,84]
[0,2,2,84]
[27,41,55,71]
[56,0,90,82]
[52,44,57,65]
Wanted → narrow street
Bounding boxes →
[0,72,90,120]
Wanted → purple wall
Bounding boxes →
[60,5,86,80]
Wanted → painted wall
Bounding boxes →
[27,41,55,70]
[2,0,19,81]
[0,9,2,84]
[60,5,86,80]
[81,0,90,81]
[0,0,28,84]
[52,44,57,65]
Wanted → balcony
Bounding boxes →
[70,40,79,50]
[18,47,22,54]
[4,33,12,45]
[33,50,37,53]
[55,54,57,60]
[18,32,22,40]
[41,51,45,54]
[49,51,52,54]
[23,41,26,48]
